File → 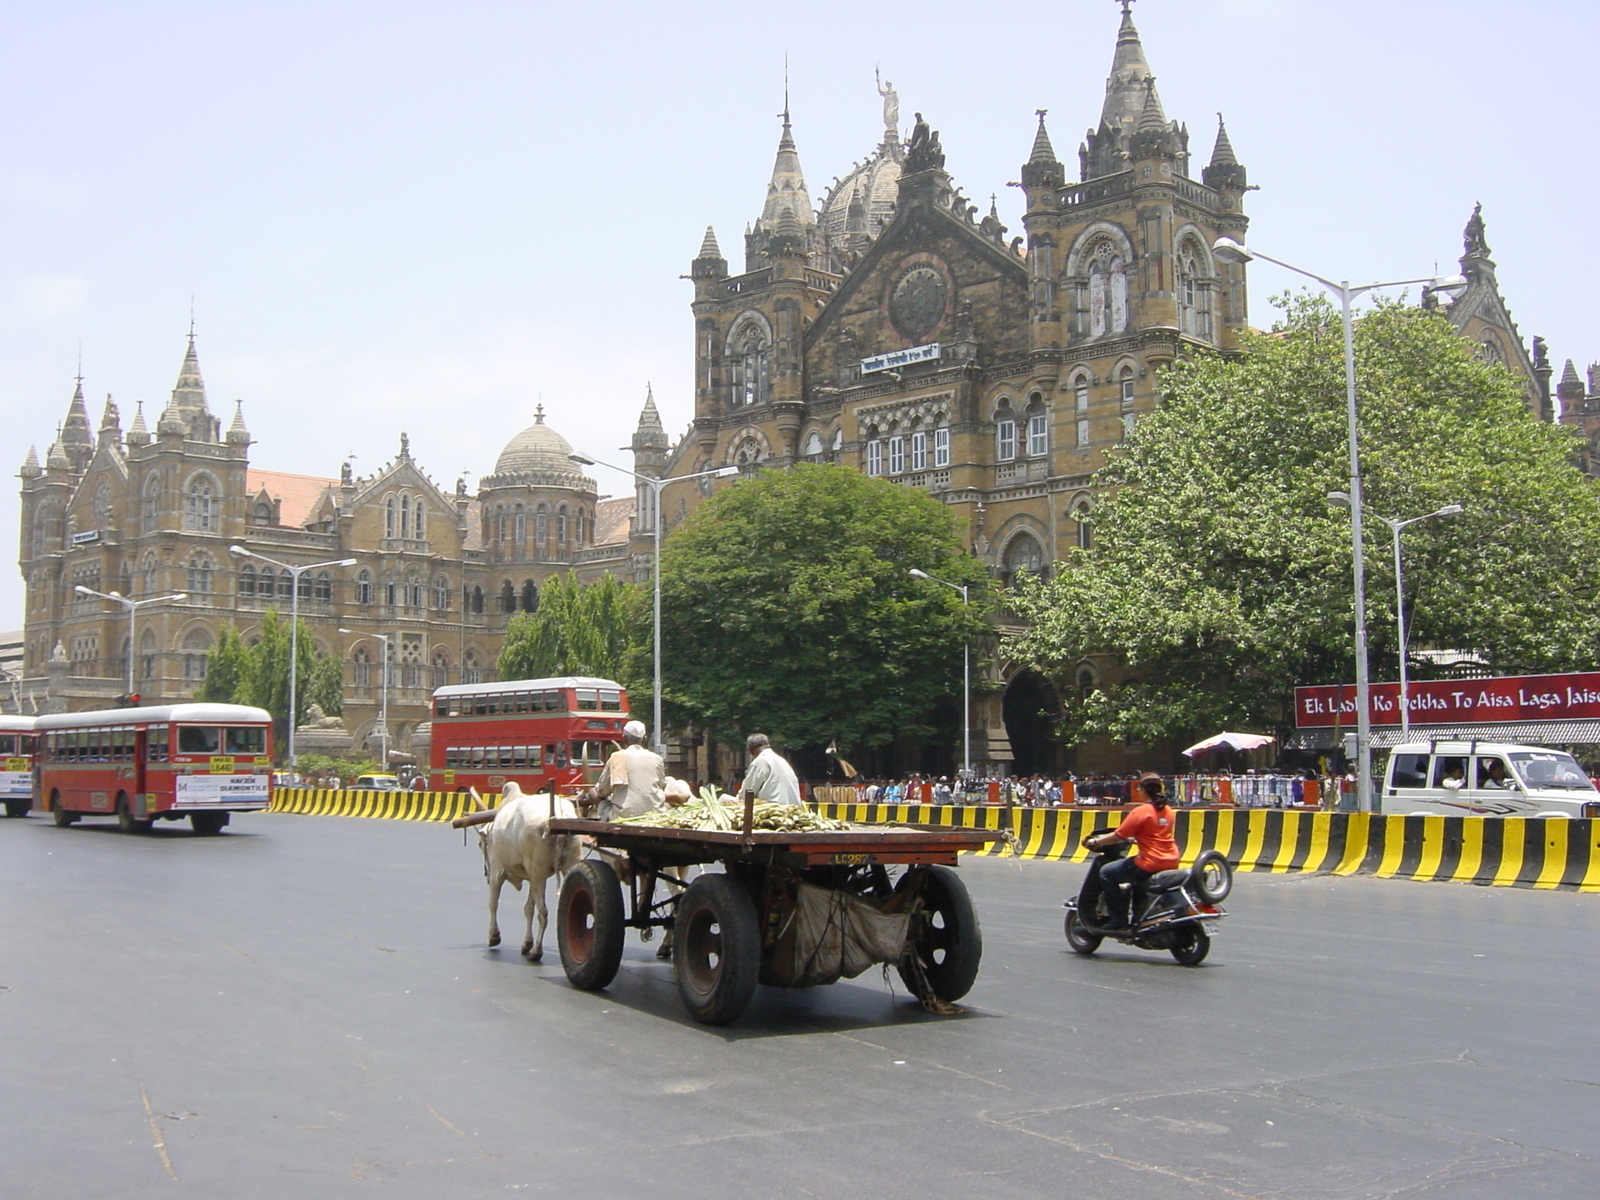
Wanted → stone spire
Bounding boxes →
[697,226,722,259]
[169,329,219,442]
[691,224,728,281]
[1022,109,1065,191]
[1081,2,1171,180]
[1129,78,1180,160]
[1202,113,1247,191]
[20,445,41,479]
[631,384,669,452]
[226,399,251,445]
[126,400,149,447]
[46,439,71,471]
[60,376,95,471]
[759,107,815,233]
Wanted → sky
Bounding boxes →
[3,0,1596,630]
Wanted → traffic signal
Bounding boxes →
[118,693,140,707]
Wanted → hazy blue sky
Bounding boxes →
[3,0,1596,628]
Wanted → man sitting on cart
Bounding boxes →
[1084,772,1180,932]
[739,733,803,806]
[590,720,666,820]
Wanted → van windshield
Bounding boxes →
[1507,751,1596,792]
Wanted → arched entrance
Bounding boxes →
[1002,669,1064,776]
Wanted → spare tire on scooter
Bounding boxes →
[1189,850,1233,903]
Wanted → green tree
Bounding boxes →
[1007,296,1600,745]
[200,610,343,750]
[198,626,249,704]
[657,463,991,757]
[497,571,646,684]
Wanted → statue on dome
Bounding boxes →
[876,67,899,133]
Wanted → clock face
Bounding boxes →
[889,265,947,342]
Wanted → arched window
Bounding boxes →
[435,575,450,611]
[1087,241,1129,338]
[557,507,569,549]
[314,571,331,602]
[238,564,257,597]
[514,509,526,557]
[520,580,537,613]
[352,646,371,689]
[909,425,927,471]
[385,496,396,538]
[278,570,293,599]
[141,474,160,534]
[463,650,483,685]
[887,430,906,475]
[728,316,772,407]
[297,571,313,602]
[1025,393,1049,458]
[385,580,397,606]
[186,554,214,596]
[142,552,160,596]
[184,476,215,531]
[356,569,373,606]
[994,401,1018,462]
[932,423,949,468]
[414,500,425,539]
[432,649,450,690]
[1073,375,1091,447]
[400,494,411,539]
[471,586,484,615]
[1002,534,1045,589]
[182,628,213,682]
[803,430,824,462]
[535,510,549,559]
[1176,238,1214,341]
[499,580,516,613]
[1072,503,1094,551]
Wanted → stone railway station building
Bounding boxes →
[14,5,1584,777]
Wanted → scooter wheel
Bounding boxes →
[1064,909,1102,955]
[1190,850,1233,904]
[1170,923,1211,966]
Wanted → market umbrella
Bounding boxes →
[1182,731,1277,757]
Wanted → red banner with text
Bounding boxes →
[1294,672,1600,729]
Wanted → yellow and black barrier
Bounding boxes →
[270,786,476,823]
[810,803,1600,893]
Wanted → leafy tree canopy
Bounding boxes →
[200,610,343,751]
[658,463,992,754]
[1007,296,1600,745]
[497,571,646,687]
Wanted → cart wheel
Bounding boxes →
[897,865,982,1004]
[673,873,760,1026]
[558,859,626,990]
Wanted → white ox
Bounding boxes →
[477,782,582,961]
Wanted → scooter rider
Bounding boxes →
[1085,772,1180,932]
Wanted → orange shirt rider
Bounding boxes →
[1113,795,1181,872]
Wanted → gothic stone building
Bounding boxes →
[15,333,661,762]
[656,3,1564,776]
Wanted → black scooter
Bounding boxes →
[1063,832,1232,965]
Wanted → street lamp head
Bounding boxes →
[336,558,358,567]
[1212,236,1253,264]
[568,452,596,467]
[170,594,188,603]
[228,544,248,557]
[1437,503,1464,517]
[1429,274,1468,295]
[710,467,739,479]
[909,569,930,580]
[1327,490,1353,508]
[74,585,95,596]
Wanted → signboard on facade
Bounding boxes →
[1294,671,1600,729]
[860,343,941,375]
[71,530,101,545]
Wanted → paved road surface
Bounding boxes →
[2,811,1596,1199]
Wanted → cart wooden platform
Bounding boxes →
[546,817,1001,1025]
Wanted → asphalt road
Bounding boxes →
[2,810,1597,1200]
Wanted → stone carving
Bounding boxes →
[876,68,898,132]
[1532,336,1549,371]
[890,265,947,342]
[905,113,945,173]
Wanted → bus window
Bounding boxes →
[149,726,169,762]
[513,693,531,714]
[576,689,599,712]
[543,690,562,712]
[599,689,622,712]
[178,726,222,755]
[225,726,266,755]
[0,735,13,755]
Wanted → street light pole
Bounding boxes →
[231,548,357,767]
[909,569,971,783]
[74,586,188,700]
[1329,495,1462,738]
[1213,238,1464,811]
[339,628,390,771]
[569,453,737,759]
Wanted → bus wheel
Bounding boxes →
[190,812,229,836]
[4,800,28,818]
[116,794,152,835]
[51,791,78,827]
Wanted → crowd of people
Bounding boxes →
[832,768,1338,810]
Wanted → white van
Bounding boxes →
[1382,741,1600,818]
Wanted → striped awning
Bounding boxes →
[1288,720,1600,750]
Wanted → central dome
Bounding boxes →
[492,408,583,481]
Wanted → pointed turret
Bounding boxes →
[1129,79,1180,160]
[746,108,817,271]
[1557,359,1586,420]
[20,446,41,479]
[60,377,94,471]
[46,439,71,472]
[1202,113,1247,191]
[1021,109,1065,192]
[631,384,669,455]
[169,329,219,442]
[1082,2,1174,179]
[226,399,251,445]
[691,225,728,281]
[126,401,149,447]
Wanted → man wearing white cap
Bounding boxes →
[591,720,665,820]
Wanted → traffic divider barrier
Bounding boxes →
[808,804,1600,892]
[270,786,475,823]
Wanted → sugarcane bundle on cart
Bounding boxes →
[546,783,1002,1025]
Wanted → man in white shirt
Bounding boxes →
[591,720,665,820]
[740,733,803,806]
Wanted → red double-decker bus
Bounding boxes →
[0,715,38,819]
[38,703,274,835]
[428,677,631,795]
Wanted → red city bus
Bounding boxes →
[0,715,39,819]
[38,703,274,835]
[428,677,631,795]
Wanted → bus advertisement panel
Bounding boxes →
[37,703,274,836]
[0,715,38,818]
[428,677,630,795]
